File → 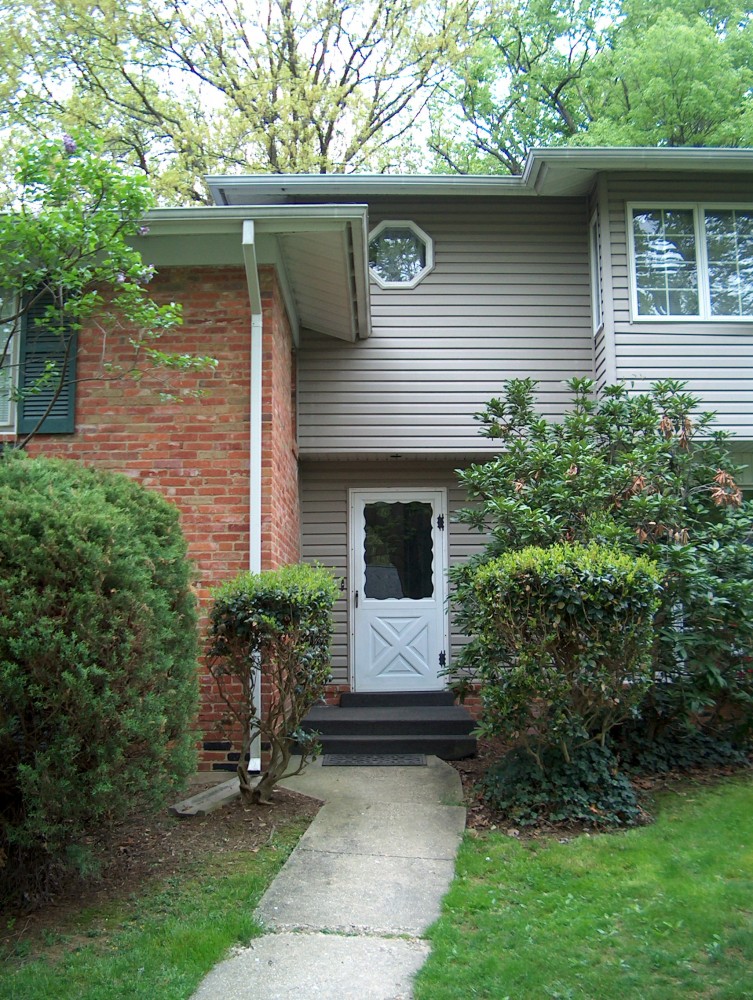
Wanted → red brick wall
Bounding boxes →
[257,268,300,768]
[260,267,300,569]
[5,264,301,773]
[19,266,253,594]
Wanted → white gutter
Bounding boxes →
[207,147,753,205]
[528,145,753,170]
[208,174,527,202]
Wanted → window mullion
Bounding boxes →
[732,209,743,317]
[696,204,711,320]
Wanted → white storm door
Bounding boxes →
[350,489,448,692]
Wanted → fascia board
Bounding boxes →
[141,203,369,236]
[207,174,528,203]
[528,146,753,173]
[207,149,753,206]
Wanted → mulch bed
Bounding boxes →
[1,782,320,956]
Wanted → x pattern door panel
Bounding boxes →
[351,490,447,692]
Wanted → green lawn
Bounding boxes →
[0,818,310,1000]
[416,777,753,1000]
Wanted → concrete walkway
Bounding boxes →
[191,756,466,1000]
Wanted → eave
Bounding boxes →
[133,204,371,342]
[207,147,753,204]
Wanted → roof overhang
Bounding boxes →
[524,146,753,197]
[207,147,753,204]
[130,148,753,342]
[132,204,371,342]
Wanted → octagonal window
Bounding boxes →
[368,220,434,289]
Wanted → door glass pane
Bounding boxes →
[363,501,433,600]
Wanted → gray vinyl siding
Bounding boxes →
[297,197,593,456]
[605,172,753,439]
[299,459,487,686]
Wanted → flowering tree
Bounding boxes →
[0,133,216,446]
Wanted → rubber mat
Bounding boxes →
[322,753,427,767]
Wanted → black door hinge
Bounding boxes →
[437,514,445,530]
[439,650,446,667]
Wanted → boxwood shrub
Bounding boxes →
[468,542,662,758]
[207,563,338,805]
[0,453,199,903]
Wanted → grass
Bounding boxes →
[0,818,310,1000]
[415,776,753,1000]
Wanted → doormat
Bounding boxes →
[322,753,427,767]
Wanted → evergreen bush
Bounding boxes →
[467,543,661,760]
[451,378,753,741]
[207,563,338,805]
[0,453,199,903]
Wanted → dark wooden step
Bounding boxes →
[316,733,476,761]
[340,691,455,708]
[304,705,474,737]
[299,692,477,761]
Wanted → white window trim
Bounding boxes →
[368,219,435,289]
[627,202,753,323]
[589,210,604,337]
[0,307,18,435]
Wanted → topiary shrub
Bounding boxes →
[207,563,338,806]
[481,743,644,828]
[0,453,199,904]
[466,543,662,761]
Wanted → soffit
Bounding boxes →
[134,205,371,342]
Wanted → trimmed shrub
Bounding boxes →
[481,743,643,828]
[467,543,662,760]
[207,563,338,805]
[451,378,753,744]
[0,453,199,904]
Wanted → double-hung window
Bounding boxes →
[629,205,753,320]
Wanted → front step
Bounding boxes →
[304,705,473,738]
[300,692,477,761]
[313,733,476,761]
[340,691,455,708]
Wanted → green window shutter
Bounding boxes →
[18,291,77,434]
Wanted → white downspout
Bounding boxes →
[243,221,263,771]
[249,312,263,571]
